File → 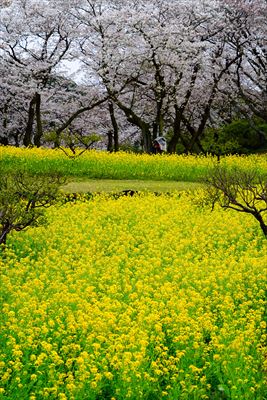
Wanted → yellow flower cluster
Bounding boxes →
[0,192,266,399]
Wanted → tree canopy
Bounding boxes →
[0,0,266,152]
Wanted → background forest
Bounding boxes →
[0,0,266,155]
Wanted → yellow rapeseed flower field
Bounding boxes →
[1,146,267,180]
[0,191,266,399]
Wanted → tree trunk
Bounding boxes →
[254,212,267,236]
[33,93,43,147]
[141,123,152,153]
[107,130,113,152]
[0,136,8,145]
[195,138,205,153]
[168,106,182,153]
[1,103,9,145]
[108,102,119,152]
[0,223,10,246]
[154,103,164,139]
[168,132,179,154]
[24,95,36,147]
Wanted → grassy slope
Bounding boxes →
[62,179,203,193]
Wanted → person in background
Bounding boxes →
[152,137,167,154]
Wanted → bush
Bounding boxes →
[202,119,267,156]
[0,170,64,246]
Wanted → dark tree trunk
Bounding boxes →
[254,212,267,236]
[142,123,152,153]
[168,106,182,153]
[0,137,8,146]
[0,224,10,246]
[14,132,20,147]
[154,102,164,139]
[24,96,36,147]
[107,130,113,152]
[195,138,205,153]
[152,122,157,139]
[168,132,179,154]
[1,103,9,145]
[33,93,43,147]
[108,102,119,152]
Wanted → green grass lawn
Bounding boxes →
[62,179,203,193]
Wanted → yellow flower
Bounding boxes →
[58,394,67,400]
[0,163,266,398]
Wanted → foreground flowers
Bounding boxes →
[0,193,266,399]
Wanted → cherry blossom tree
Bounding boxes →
[0,0,108,147]
[72,0,250,152]
[0,0,265,153]
[0,0,75,145]
[220,0,267,123]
